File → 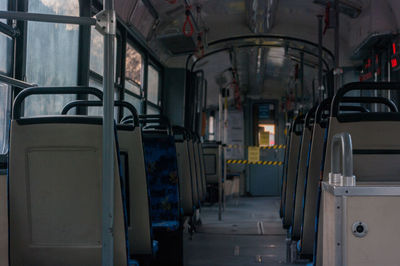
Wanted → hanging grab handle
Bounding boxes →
[329,132,356,186]
[183,6,194,37]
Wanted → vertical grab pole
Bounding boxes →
[98,0,116,264]
[334,0,340,93]
[317,15,323,102]
[218,88,223,221]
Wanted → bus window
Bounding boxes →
[0,83,10,155]
[90,28,104,77]
[24,0,79,116]
[125,43,142,95]
[146,104,160,115]
[147,65,160,105]
[124,92,141,116]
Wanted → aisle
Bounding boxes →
[184,197,305,266]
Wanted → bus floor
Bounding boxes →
[184,197,307,266]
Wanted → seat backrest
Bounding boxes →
[142,133,181,230]
[292,108,315,240]
[323,118,400,181]
[300,122,326,256]
[322,83,400,182]
[175,139,194,216]
[117,126,153,256]
[202,143,220,184]
[0,172,7,265]
[188,139,200,207]
[282,115,304,228]
[9,119,127,266]
[193,141,204,201]
[198,142,207,201]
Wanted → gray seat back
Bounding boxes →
[117,127,153,256]
[291,126,312,240]
[9,119,127,266]
[193,141,204,201]
[202,144,220,184]
[198,142,207,200]
[175,139,194,216]
[323,118,400,182]
[282,116,303,228]
[0,173,7,265]
[300,122,326,256]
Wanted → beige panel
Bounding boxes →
[118,129,152,255]
[321,190,338,266]
[301,124,325,255]
[283,132,301,227]
[323,118,400,181]
[0,174,8,266]
[9,122,127,266]
[292,127,312,239]
[175,141,194,215]
[188,140,199,207]
[346,196,400,266]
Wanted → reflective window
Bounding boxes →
[125,43,142,94]
[0,0,7,23]
[25,0,80,116]
[88,78,103,116]
[146,104,160,115]
[0,0,6,10]
[88,78,119,120]
[0,1,12,74]
[90,28,104,76]
[147,65,160,105]
[0,33,12,75]
[124,91,141,116]
[0,83,10,154]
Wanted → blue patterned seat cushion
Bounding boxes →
[142,134,180,230]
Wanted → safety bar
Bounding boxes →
[0,74,35,89]
[61,100,139,127]
[13,87,103,120]
[329,132,356,186]
[316,96,395,126]
[341,97,398,112]
[331,82,400,121]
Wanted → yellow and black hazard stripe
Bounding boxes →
[226,144,286,150]
[226,160,284,166]
[260,144,286,150]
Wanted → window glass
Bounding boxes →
[0,0,7,23]
[88,78,119,120]
[88,78,103,116]
[147,65,159,105]
[146,104,160,115]
[0,0,6,10]
[25,0,80,116]
[125,79,140,95]
[125,43,142,91]
[0,83,10,154]
[90,28,104,76]
[124,91,141,116]
[0,33,12,75]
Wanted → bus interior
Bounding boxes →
[1,0,400,265]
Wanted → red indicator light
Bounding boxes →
[391,58,398,68]
[393,43,397,55]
